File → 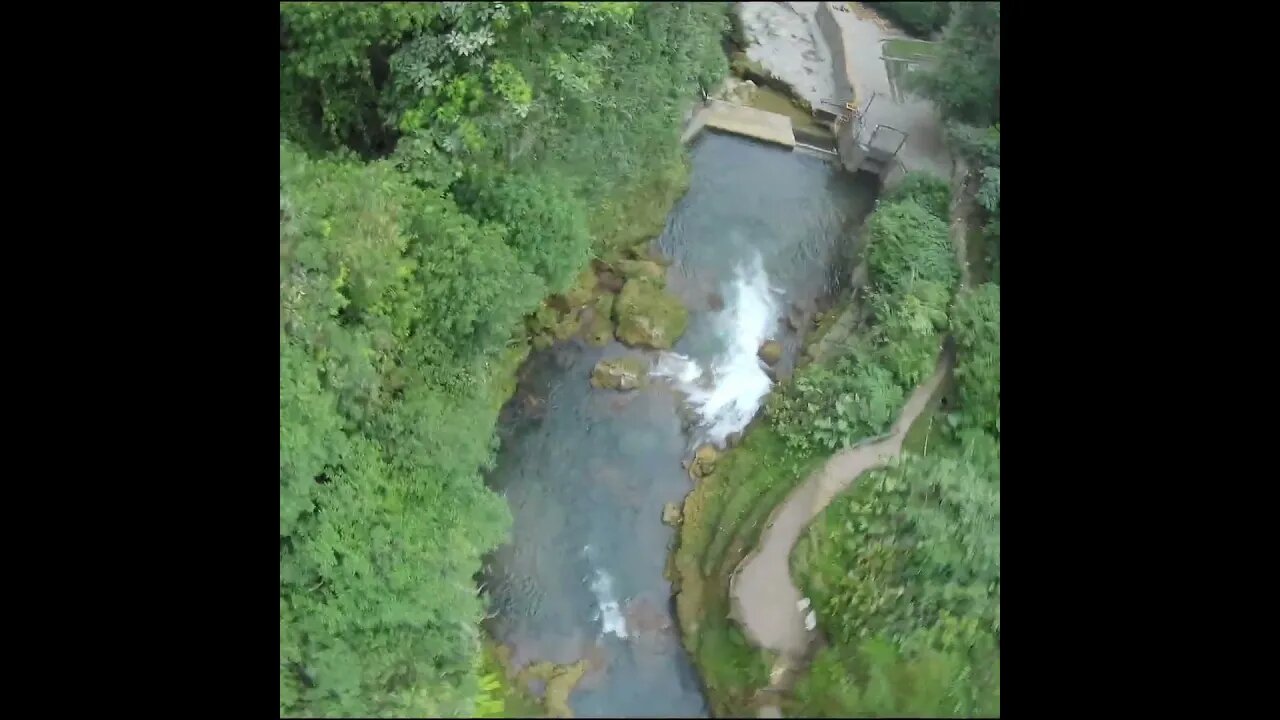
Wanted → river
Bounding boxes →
[483,132,879,717]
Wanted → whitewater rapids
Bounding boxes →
[652,253,782,447]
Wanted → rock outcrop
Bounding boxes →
[689,443,719,480]
[614,278,689,350]
[758,340,783,365]
[583,294,615,347]
[590,356,648,391]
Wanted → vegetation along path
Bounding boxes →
[728,348,952,666]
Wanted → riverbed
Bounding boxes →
[483,132,878,717]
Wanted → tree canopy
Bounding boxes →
[908,2,1000,129]
[279,3,729,716]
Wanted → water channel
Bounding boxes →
[483,132,879,717]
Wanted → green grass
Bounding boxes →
[673,426,818,716]
[882,38,940,62]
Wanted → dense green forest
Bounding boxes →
[279,3,728,716]
[280,1,999,716]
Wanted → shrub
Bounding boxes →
[866,2,952,38]
[865,200,958,296]
[868,279,951,388]
[794,452,1000,654]
[882,171,951,220]
[950,283,1000,437]
[767,351,904,455]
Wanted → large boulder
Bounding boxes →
[590,356,648,391]
[690,443,719,480]
[614,279,689,350]
[758,340,783,365]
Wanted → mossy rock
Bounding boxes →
[564,268,599,309]
[553,309,583,341]
[528,303,560,335]
[614,278,689,350]
[542,660,589,718]
[758,340,783,366]
[615,258,666,282]
[590,356,649,391]
[690,443,719,479]
[583,294,615,346]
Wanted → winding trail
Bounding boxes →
[694,4,977,716]
[728,349,952,663]
[724,2,973,686]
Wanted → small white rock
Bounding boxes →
[804,610,817,631]
[797,597,811,612]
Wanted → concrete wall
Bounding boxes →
[816,3,856,104]
[835,120,866,174]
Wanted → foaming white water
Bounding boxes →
[583,545,628,639]
[653,253,780,446]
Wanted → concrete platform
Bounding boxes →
[689,99,796,149]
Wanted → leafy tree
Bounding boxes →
[791,451,1000,716]
[881,171,951,220]
[796,452,1000,652]
[865,2,952,38]
[791,639,999,718]
[280,140,521,716]
[280,3,442,154]
[280,3,732,716]
[865,199,958,297]
[868,279,951,388]
[947,123,1000,213]
[456,169,593,295]
[907,1,1000,128]
[767,349,904,455]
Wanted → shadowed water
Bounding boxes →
[484,133,877,717]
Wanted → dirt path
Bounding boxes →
[728,350,951,666]
[701,6,972,717]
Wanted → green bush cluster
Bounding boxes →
[768,351,904,454]
[880,171,951,220]
[781,285,1002,718]
[950,283,1000,438]
[865,2,952,38]
[788,437,1001,717]
[765,186,957,455]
